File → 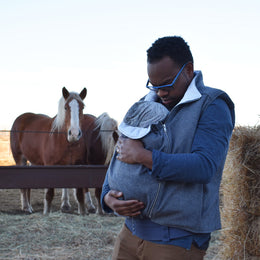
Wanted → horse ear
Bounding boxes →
[62,87,70,100]
[80,88,87,100]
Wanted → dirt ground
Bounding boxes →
[0,188,221,260]
[0,188,125,260]
[0,188,85,214]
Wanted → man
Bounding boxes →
[101,36,235,260]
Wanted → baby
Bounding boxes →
[107,98,169,218]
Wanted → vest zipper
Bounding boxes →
[148,123,169,218]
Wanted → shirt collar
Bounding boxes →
[176,71,202,106]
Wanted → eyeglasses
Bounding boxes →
[146,63,187,91]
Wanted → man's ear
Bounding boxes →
[185,62,194,79]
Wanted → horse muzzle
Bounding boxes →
[67,128,82,142]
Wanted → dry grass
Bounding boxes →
[0,187,220,260]
[0,211,124,260]
[0,188,125,260]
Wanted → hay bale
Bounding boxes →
[246,216,260,256]
[220,125,260,259]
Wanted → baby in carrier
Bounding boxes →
[107,95,169,217]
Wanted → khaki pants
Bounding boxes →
[112,225,206,260]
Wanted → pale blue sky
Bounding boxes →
[0,0,259,129]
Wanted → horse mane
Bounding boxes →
[51,92,83,132]
[95,112,118,165]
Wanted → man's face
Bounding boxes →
[147,56,193,109]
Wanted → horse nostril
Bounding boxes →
[78,130,82,139]
[68,130,72,136]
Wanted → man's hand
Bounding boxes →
[104,190,144,217]
[116,136,153,169]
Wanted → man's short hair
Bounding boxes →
[147,36,193,66]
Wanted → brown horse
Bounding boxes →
[10,87,118,215]
[61,112,118,214]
